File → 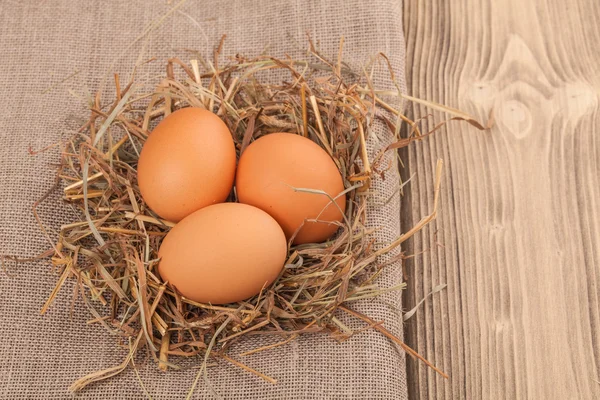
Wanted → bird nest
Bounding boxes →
[33,38,483,394]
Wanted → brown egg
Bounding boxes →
[236,132,346,244]
[137,108,236,222]
[158,203,287,304]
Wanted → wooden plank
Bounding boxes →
[401,1,600,399]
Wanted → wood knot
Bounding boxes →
[497,100,532,138]
[555,83,597,120]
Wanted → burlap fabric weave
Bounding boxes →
[0,1,407,398]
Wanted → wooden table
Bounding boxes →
[402,1,600,399]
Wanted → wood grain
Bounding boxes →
[401,1,600,399]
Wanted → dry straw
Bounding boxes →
[34,37,485,395]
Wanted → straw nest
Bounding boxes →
[33,38,484,395]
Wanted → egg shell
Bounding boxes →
[137,108,236,223]
[236,132,346,244]
[158,203,287,305]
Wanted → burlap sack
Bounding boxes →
[0,1,407,398]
